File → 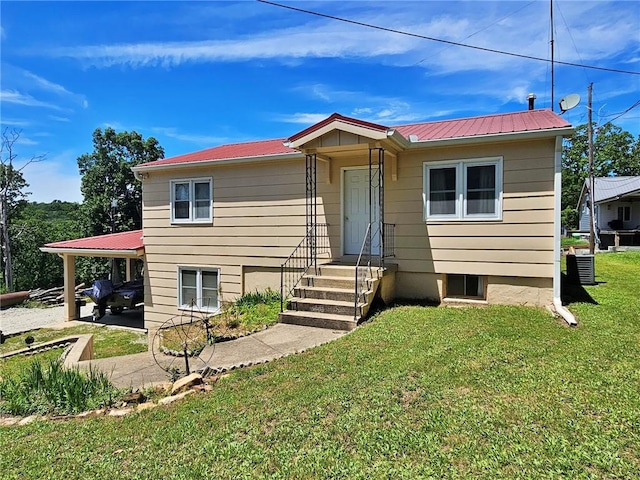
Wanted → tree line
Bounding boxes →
[1,121,639,293]
[1,127,163,293]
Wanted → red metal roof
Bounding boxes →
[44,230,144,251]
[395,109,570,141]
[141,138,297,168]
[141,109,571,168]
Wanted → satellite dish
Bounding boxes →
[559,93,581,113]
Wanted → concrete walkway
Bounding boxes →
[79,324,347,389]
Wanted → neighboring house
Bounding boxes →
[43,109,574,332]
[577,176,640,248]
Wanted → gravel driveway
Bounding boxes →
[0,304,95,336]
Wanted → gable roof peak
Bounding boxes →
[287,112,390,145]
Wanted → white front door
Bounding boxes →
[343,168,380,255]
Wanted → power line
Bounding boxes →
[414,0,537,66]
[602,99,640,126]
[257,0,640,76]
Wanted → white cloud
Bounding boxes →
[0,118,31,127]
[0,90,64,110]
[277,113,330,125]
[151,127,227,145]
[22,70,89,108]
[39,1,638,78]
[14,135,38,146]
[47,22,415,68]
[48,115,70,123]
[21,152,83,203]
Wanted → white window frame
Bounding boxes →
[177,266,220,313]
[170,177,213,224]
[423,157,503,221]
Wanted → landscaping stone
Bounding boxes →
[18,415,40,425]
[108,408,134,417]
[0,417,20,426]
[136,402,158,412]
[170,372,202,395]
[122,391,146,404]
[159,389,195,405]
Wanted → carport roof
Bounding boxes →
[41,230,144,257]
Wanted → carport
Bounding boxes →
[40,230,145,321]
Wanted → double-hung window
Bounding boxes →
[171,178,212,224]
[178,267,220,312]
[424,157,502,221]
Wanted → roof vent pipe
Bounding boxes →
[527,93,536,110]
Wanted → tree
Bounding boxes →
[561,123,640,229]
[10,201,83,290]
[77,127,164,237]
[0,128,43,291]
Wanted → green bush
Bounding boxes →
[0,357,120,416]
[234,288,281,307]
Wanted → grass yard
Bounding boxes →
[0,253,638,479]
[0,325,147,359]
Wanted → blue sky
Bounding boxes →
[1,0,639,203]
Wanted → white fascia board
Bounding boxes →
[405,127,575,149]
[132,152,303,173]
[40,247,144,258]
[288,121,389,149]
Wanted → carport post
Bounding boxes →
[63,254,77,321]
[126,257,132,281]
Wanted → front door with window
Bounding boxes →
[343,168,380,255]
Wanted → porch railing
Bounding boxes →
[353,222,396,320]
[354,223,373,321]
[280,223,329,311]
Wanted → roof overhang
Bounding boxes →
[405,126,574,148]
[132,152,302,174]
[40,247,145,258]
[596,188,640,204]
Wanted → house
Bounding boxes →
[43,108,576,333]
[577,176,640,249]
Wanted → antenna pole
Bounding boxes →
[550,0,554,111]
[588,82,595,254]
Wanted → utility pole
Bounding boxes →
[550,0,554,111]
[587,83,595,254]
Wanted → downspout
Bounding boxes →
[553,135,577,326]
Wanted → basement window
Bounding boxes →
[445,274,485,300]
[178,267,220,312]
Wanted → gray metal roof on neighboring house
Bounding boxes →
[588,176,640,203]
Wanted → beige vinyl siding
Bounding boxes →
[142,159,312,327]
[141,134,558,326]
[395,140,554,278]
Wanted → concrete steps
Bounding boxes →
[279,263,383,331]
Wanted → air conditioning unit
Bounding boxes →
[566,254,595,285]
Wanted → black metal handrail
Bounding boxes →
[280,223,329,311]
[383,223,396,259]
[354,223,373,321]
[353,222,396,321]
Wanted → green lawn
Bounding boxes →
[1,253,639,479]
[0,325,147,359]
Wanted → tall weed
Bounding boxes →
[0,357,120,416]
